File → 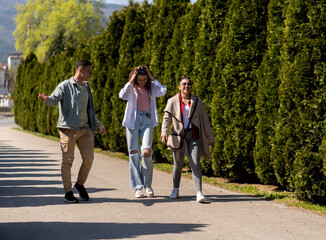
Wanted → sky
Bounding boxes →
[104,0,196,5]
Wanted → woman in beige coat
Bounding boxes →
[161,76,215,203]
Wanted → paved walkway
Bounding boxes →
[1,116,326,240]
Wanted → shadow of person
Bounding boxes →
[0,221,207,240]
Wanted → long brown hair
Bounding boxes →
[129,65,151,94]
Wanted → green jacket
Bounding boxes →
[45,77,101,131]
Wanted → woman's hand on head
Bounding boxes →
[130,71,138,83]
[145,66,155,81]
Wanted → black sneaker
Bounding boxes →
[74,182,89,201]
[64,191,79,203]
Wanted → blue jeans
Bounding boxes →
[126,111,153,189]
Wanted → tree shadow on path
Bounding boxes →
[0,141,114,208]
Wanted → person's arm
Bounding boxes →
[38,93,48,102]
[152,79,167,97]
[39,83,64,107]
[119,71,137,100]
[119,82,133,100]
[161,111,172,144]
[161,100,173,144]
[94,115,106,134]
[145,66,167,97]
[98,125,107,134]
[199,101,215,145]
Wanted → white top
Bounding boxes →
[119,79,167,129]
[183,104,191,128]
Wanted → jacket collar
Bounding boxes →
[69,76,90,88]
[189,94,197,118]
[171,93,197,123]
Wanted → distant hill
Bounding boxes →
[0,0,122,66]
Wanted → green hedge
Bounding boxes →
[14,0,326,204]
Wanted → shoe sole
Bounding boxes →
[74,186,89,201]
[135,194,144,198]
[197,198,207,203]
[64,198,79,203]
[169,195,179,199]
[147,194,154,198]
[79,197,89,201]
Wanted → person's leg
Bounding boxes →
[59,128,77,193]
[187,137,202,193]
[76,129,94,186]
[172,150,185,189]
[187,134,206,202]
[139,114,153,190]
[126,126,143,190]
[169,149,184,199]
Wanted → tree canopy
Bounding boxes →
[13,0,106,62]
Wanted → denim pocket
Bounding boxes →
[143,115,153,126]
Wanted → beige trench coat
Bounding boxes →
[161,93,215,158]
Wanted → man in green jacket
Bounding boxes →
[38,60,106,203]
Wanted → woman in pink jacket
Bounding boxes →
[161,76,214,203]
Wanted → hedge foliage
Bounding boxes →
[14,0,326,204]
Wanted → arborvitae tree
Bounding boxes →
[179,2,201,76]
[14,53,31,128]
[96,11,125,149]
[14,53,42,132]
[36,57,56,135]
[211,0,268,181]
[135,0,189,160]
[254,0,287,184]
[163,17,187,99]
[192,0,229,115]
[140,1,157,65]
[108,2,147,152]
[191,0,229,175]
[274,0,326,202]
[88,35,113,149]
[44,57,60,136]
[149,0,189,75]
[157,14,188,163]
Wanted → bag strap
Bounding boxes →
[180,97,198,141]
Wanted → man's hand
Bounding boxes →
[38,93,48,102]
[99,125,107,134]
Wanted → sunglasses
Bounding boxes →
[181,82,192,86]
[137,67,147,73]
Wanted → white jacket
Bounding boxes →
[119,79,167,129]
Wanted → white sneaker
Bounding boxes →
[146,187,154,197]
[169,188,179,199]
[135,189,144,198]
[196,191,207,203]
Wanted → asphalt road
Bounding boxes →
[1,115,326,240]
